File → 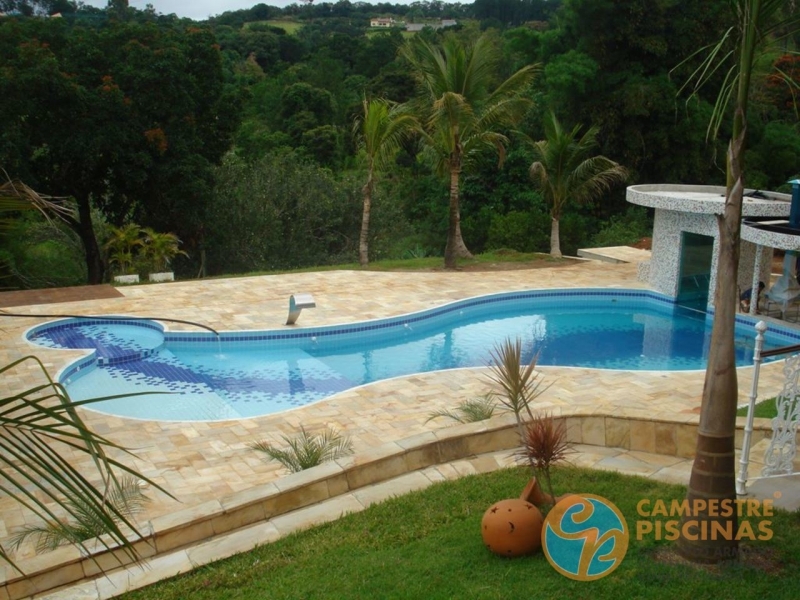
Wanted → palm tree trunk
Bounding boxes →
[677,131,744,563]
[359,172,373,267]
[677,0,763,561]
[549,217,562,257]
[444,162,473,269]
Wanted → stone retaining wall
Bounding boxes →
[0,411,779,600]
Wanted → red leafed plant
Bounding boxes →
[516,412,572,511]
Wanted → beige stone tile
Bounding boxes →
[353,472,433,508]
[344,453,408,490]
[605,417,631,449]
[565,417,583,443]
[6,560,84,599]
[629,421,656,453]
[581,416,606,446]
[270,495,364,537]
[676,424,699,458]
[403,443,441,472]
[186,521,280,567]
[463,426,518,456]
[654,422,678,456]
[261,480,330,519]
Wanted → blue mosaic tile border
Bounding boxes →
[27,316,164,340]
[61,354,97,382]
[711,306,800,343]
[166,288,680,344]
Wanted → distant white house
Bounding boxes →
[370,17,396,28]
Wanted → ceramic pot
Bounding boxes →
[519,477,555,506]
[481,498,544,557]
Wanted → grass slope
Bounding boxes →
[121,466,800,600]
[737,399,778,419]
[208,250,570,280]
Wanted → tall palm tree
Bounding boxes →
[353,98,416,267]
[401,33,538,269]
[528,112,628,258]
[675,1,800,564]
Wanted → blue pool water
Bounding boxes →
[26,289,799,422]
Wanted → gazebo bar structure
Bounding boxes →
[626,184,795,313]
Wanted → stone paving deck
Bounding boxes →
[0,259,794,563]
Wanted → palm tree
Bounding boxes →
[401,33,538,269]
[104,223,144,275]
[528,112,628,258]
[353,98,416,267]
[141,227,188,273]
[675,1,800,564]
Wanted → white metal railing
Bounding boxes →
[737,321,800,495]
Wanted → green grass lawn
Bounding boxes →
[121,466,800,600]
[245,20,304,34]
[208,250,568,280]
[737,399,777,419]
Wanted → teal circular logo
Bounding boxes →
[542,494,629,581]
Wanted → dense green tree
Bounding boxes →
[527,112,628,257]
[536,0,732,184]
[0,15,239,283]
[401,32,538,268]
[206,153,362,273]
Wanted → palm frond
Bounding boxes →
[673,0,800,142]
[8,476,150,555]
[252,426,354,473]
[0,172,72,231]
[426,394,497,424]
[0,356,173,571]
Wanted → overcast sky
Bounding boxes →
[80,1,297,21]
[80,1,434,21]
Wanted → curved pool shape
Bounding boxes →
[27,289,799,422]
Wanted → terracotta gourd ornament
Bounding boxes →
[481,498,544,557]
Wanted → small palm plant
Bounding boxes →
[251,426,354,473]
[426,394,497,424]
[486,337,550,437]
[516,412,572,511]
[141,227,188,273]
[9,476,150,555]
[104,223,144,275]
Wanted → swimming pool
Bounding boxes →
[27,289,798,422]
